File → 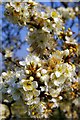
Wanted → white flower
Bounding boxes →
[40,74,49,86]
[50,50,63,61]
[65,36,77,45]
[25,90,40,105]
[21,78,39,91]
[19,54,41,67]
[32,97,40,104]
[54,75,66,86]
[25,54,40,65]
[63,49,69,56]
[27,29,53,50]
[25,92,33,101]
[33,89,40,97]
[49,88,61,97]
[54,63,76,85]
[10,2,22,12]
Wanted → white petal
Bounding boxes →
[33,89,40,96]
[40,86,45,91]
[40,75,49,82]
[49,88,61,97]
[19,61,26,66]
[33,97,40,104]
[32,81,38,88]
[2,72,7,77]
[64,49,69,56]
[55,71,61,78]
[41,69,47,74]
[25,92,33,101]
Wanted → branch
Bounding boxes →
[50,0,54,8]
[61,2,68,8]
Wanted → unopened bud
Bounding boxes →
[37,63,41,68]
[30,28,34,32]
[59,96,63,100]
[68,31,72,36]
[62,27,65,30]
[36,72,41,78]
[29,76,34,81]
[25,70,30,74]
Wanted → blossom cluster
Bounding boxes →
[4,1,63,56]
[5,1,63,32]
[1,51,79,118]
[57,7,77,19]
